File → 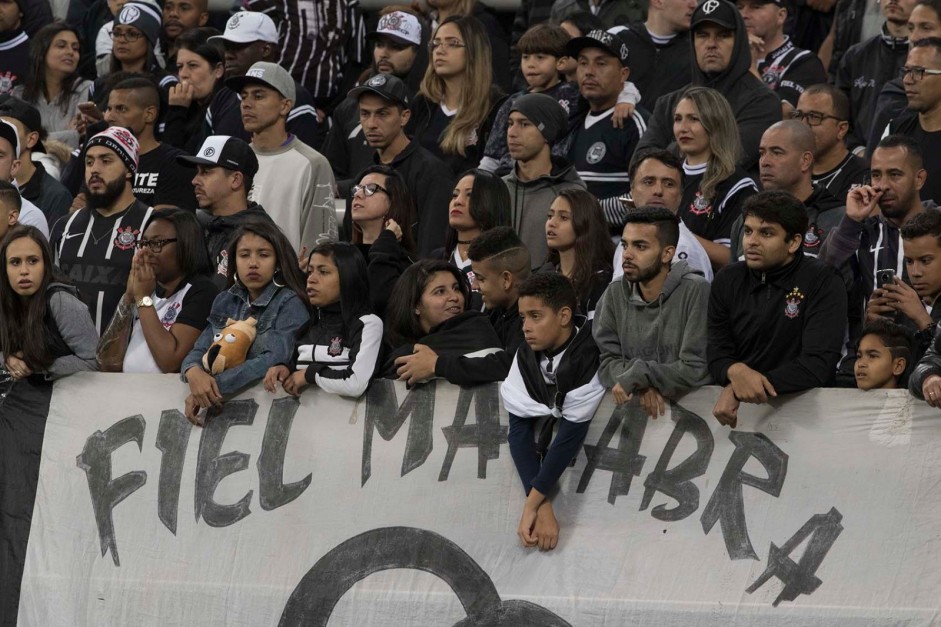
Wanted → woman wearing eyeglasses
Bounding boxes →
[97,208,219,373]
[406,15,506,176]
[349,166,416,317]
[672,86,758,271]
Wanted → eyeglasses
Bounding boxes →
[899,66,941,81]
[790,109,843,126]
[351,183,388,197]
[429,38,466,51]
[111,27,144,42]
[137,238,177,253]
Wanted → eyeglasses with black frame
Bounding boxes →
[899,65,941,81]
[110,27,144,42]
[351,183,388,197]
[137,238,178,253]
[790,109,844,126]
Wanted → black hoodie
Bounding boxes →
[622,22,693,111]
[197,203,274,289]
[635,8,781,176]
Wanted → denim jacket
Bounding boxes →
[181,281,310,395]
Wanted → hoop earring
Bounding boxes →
[272,267,285,288]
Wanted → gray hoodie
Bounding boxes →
[503,158,586,266]
[592,260,711,397]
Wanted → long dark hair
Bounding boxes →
[351,165,417,256]
[0,226,73,369]
[174,27,225,102]
[444,168,512,255]
[225,221,308,305]
[24,21,85,114]
[384,259,470,346]
[307,241,372,334]
[143,208,213,278]
[546,188,615,305]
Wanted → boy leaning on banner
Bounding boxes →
[500,273,605,551]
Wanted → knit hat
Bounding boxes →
[510,93,569,145]
[87,127,140,174]
[115,2,163,48]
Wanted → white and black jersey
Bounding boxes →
[568,107,645,230]
[757,37,827,107]
[679,162,757,248]
[295,303,383,398]
[56,200,152,333]
[812,152,869,202]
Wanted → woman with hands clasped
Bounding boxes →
[264,242,383,398]
[97,208,219,373]
[179,221,310,425]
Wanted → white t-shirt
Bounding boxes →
[123,284,194,373]
[18,197,50,239]
[612,221,713,282]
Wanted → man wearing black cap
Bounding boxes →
[341,73,454,258]
[0,96,72,228]
[504,93,586,264]
[567,29,646,233]
[636,0,780,175]
[178,135,273,288]
[738,0,826,115]
[322,9,428,196]
[0,0,28,96]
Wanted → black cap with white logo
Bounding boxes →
[347,73,411,108]
[692,0,740,31]
[177,135,259,177]
[567,29,631,66]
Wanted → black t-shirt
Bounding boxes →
[56,200,152,333]
[914,126,941,204]
[418,104,455,163]
[135,143,197,210]
[812,152,869,203]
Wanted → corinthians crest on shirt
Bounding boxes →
[328,336,344,357]
[803,224,823,249]
[784,286,805,319]
[689,191,712,216]
[114,226,139,250]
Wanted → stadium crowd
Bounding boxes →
[4,0,941,612]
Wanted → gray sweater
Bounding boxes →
[592,261,712,397]
[46,286,99,379]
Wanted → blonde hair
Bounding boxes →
[676,87,741,202]
[419,15,493,156]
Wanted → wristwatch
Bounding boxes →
[137,296,154,308]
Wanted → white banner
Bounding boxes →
[18,374,941,625]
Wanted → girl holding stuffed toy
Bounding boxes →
[180,221,310,425]
[263,242,383,399]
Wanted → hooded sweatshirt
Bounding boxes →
[593,260,711,397]
[635,8,781,175]
[503,156,586,265]
[197,202,273,289]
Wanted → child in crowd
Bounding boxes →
[480,22,641,175]
[181,221,310,425]
[381,259,503,386]
[264,242,383,399]
[854,320,913,391]
[544,188,615,318]
[501,273,605,551]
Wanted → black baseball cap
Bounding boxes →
[0,95,45,153]
[692,0,740,30]
[567,29,631,66]
[177,135,259,177]
[348,73,411,108]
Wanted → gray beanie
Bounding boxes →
[510,93,569,145]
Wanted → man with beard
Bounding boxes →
[56,127,152,333]
[593,206,712,419]
[207,11,319,148]
[709,191,847,427]
[163,0,208,62]
[322,9,428,194]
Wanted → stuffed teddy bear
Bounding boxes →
[202,317,257,374]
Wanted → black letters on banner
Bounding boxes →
[279,526,571,626]
[576,404,648,504]
[195,399,256,527]
[156,409,192,535]
[361,379,435,486]
[258,398,312,511]
[746,508,845,606]
[438,383,507,481]
[700,431,789,560]
[640,404,715,521]
[76,415,148,566]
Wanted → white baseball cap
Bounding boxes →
[366,11,422,47]
[209,11,279,45]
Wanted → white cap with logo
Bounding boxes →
[209,11,279,45]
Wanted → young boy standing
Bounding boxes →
[854,320,912,390]
[501,273,605,550]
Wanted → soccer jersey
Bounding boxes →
[569,107,645,203]
[56,200,152,333]
[678,161,757,247]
